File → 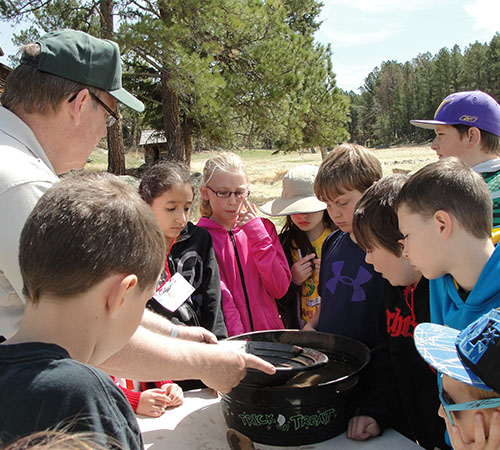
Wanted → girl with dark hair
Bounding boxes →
[260,165,335,329]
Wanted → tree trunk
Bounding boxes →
[182,118,194,167]
[320,147,328,160]
[160,71,184,162]
[107,105,126,174]
[100,0,126,175]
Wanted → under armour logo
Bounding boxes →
[325,261,372,302]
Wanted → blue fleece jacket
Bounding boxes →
[430,243,500,329]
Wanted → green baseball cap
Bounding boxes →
[21,29,144,112]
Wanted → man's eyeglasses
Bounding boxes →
[89,92,120,127]
[438,374,500,426]
[68,91,120,127]
[206,186,250,199]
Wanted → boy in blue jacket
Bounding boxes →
[395,157,498,330]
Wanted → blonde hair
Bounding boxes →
[200,152,248,217]
[2,430,123,449]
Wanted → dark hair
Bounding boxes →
[395,157,492,239]
[314,143,383,201]
[19,172,165,302]
[1,43,100,115]
[279,210,335,260]
[353,175,407,255]
[139,161,194,205]
[452,124,499,154]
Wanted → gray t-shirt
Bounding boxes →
[0,106,58,339]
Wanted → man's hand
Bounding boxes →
[347,415,380,441]
[199,345,276,394]
[177,325,218,344]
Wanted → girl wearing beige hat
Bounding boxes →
[259,165,335,329]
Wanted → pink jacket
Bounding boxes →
[197,217,291,336]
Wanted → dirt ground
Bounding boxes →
[190,144,437,211]
[87,143,437,225]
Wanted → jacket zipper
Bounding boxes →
[228,229,255,331]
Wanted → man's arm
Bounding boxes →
[99,325,275,393]
[141,309,218,343]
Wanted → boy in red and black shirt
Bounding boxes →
[349,175,448,450]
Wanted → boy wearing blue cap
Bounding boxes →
[410,90,500,229]
[414,308,500,449]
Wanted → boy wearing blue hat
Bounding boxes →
[411,90,500,229]
[414,308,500,449]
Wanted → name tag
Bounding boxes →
[153,272,195,312]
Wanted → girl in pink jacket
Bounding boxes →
[197,152,291,336]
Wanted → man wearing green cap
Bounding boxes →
[0,29,273,394]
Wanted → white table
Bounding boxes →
[138,389,423,449]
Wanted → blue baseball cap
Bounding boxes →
[414,308,500,393]
[410,91,500,137]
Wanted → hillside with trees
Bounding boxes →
[348,33,500,147]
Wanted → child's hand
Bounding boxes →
[161,382,184,408]
[347,415,380,441]
[291,253,316,285]
[303,308,320,331]
[303,321,316,331]
[237,198,258,227]
[314,258,321,274]
[450,411,500,450]
[136,388,169,417]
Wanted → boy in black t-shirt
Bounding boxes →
[349,175,448,450]
[0,173,165,448]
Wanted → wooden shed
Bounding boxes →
[0,47,13,94]
[139,129,168,165]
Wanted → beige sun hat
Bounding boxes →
[259,165,327,216]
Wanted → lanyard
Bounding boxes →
[157,237,177,291]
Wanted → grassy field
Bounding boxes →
[86,144,437,224]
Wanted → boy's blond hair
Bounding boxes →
[200,152,248,218]
[314,143,383,201]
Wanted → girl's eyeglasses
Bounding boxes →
[438,374,500,426]
[206,186,250,199]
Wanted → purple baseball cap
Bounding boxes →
[410,91,500,137]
